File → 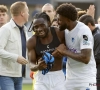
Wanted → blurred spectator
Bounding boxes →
[97,16,100,24]
[77,10,86,19]
[0,4,9,90]
[0,5,9,27]
[51,17,58,27]
[32,5,42,18]
[42,3,55,22]
[0,1,28,90]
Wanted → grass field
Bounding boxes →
[22,84,33,90]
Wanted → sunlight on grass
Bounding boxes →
[22,84,33,90]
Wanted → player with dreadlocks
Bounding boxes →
[27,12,66,90]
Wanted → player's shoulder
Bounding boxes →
[27,35,37,48]
[78,21,89,29]
[78,21,91,33]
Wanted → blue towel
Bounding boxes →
[42,52,54,75]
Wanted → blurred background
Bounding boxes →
[0,0,100,21]
[0,0,100,36]
[0,0,99,89]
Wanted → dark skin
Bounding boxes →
[27,18,65,71]
[52,14,91,64]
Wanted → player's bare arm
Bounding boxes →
[27,36,47,71]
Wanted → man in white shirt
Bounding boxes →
[53,3,97,90]
[0,1,29,90]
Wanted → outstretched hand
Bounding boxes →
[87,5,95,18]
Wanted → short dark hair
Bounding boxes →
[79,14,95,26]
[56,3,77,21]
[33,12,51,23]
[78,10,86,19]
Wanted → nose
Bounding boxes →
[36,27,42,32]
[0,15,3,19]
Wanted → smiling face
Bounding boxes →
[57,14,69,31]
[33,18,49,38]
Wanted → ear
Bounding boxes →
[21,11,24,17]
[87,22,92,30]
[87,22,91,27]
[66,18,70,22]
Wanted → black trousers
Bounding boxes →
[97,79,100,90]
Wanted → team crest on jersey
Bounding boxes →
[72,37,74,42]
[47,45,49,49]
[83,35,90,45]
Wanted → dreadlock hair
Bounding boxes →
[56,3,77,21]
[79,14,95,26]
[33,12,51,23]
[31,12,51,32]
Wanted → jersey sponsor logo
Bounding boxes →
[69,48,77,53]
[40,47,56,54]
[72,37,74,42]
[47,45,49,48]
[83,35,90,45]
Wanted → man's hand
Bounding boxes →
[17,56,28,65]
[52,44,67,57]
[87,5,95,18]
[56,44,67,54]
[37,58,47,70]
[30,71,34,79]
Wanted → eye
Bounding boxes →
[48,10,52,13]
[3,14,6,16]
[33,25,38,32]
[34,26,38,29]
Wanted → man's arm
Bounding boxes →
[27,36,47,71]
[0,26,28,64]
[0,27,19,62]
[53,44,91,64]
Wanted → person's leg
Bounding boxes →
[0,76,14,90]
[34,83,48,90]
[33,71,50,90]
[51,70,66,90]
[14,77,23,90]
